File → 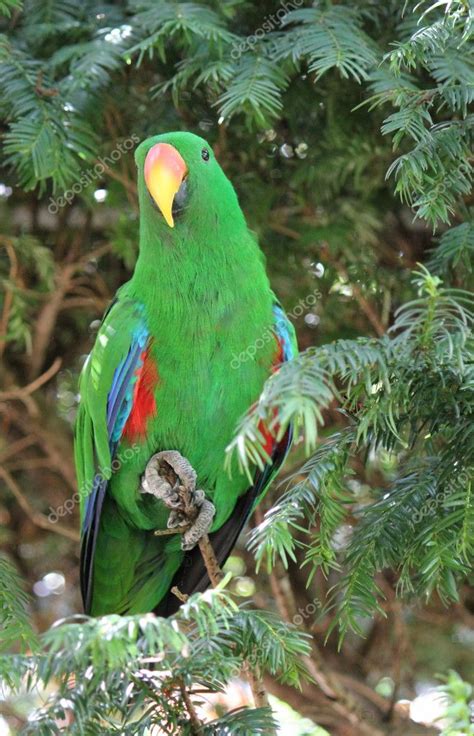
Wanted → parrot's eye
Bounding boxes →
[201,148,210,161]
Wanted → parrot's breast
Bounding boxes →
[150,296,275,476]
[116,285,275,526]
[110,244,278,529]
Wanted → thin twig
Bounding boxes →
[100,161,138,198]
[0,358,62,402]
[0,467,80,542]
[0,237,18,357]
[197,535,223,588]
[5,458,57,472]
[58,296,108,312]
[339,268,385,337]
[0,404,77,491]
[180,682,202,734]
[154,525,190,537]
[0,435,38,464]
[171,586,188,603]
[28,263,74,379]
[268,220,386,336]
[76,242,112,266]
[242,662,269,709]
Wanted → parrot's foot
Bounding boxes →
[168,494,216,551]
[140,450,215,551]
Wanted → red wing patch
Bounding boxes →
[256,335,285,458]
[272,334,284,370]
[258,417,278,457]
[122,346,159,442]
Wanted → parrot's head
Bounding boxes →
[134,132,245,239]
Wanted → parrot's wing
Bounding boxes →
[75,296,152,613]
[155,301,297,616]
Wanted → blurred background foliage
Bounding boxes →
[0,0,473,734]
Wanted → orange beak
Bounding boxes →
[144,143,188,227]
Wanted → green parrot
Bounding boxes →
[75,132,297,617]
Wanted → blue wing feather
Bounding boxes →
[80,310,150,612]
[272,303,295,360]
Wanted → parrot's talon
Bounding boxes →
[142,450,215,549]
[182,499,215,551]
[156,450,197,492]
[140,453,181,508]
[192,489,206,505]
[167,510,186,529]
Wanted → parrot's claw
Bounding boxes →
[167,497,216,551]
[140,453,181,508]
[182,499,215,551]
[141,450,215,550]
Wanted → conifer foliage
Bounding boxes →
[0,1,473,733]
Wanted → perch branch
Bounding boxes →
[152,453,270,713]
[180,682,202,734]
